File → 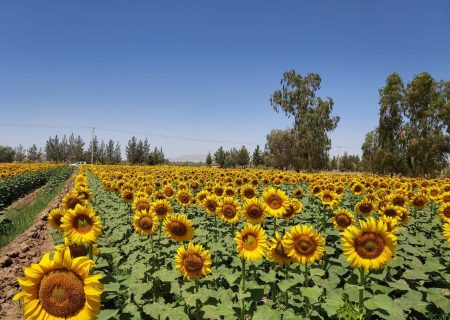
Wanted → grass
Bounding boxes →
[0,179,67,248]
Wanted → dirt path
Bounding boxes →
[0,178,73,319]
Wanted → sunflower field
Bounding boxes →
[13,165,450,320]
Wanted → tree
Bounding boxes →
[214,147,226,168]
[126,136,138,164]
[270,70,339,170]
[27,144,42,162]
[14,144,26,162]
[0,145,15,162]
[205,152,212,166]
[114,141,122,164]
[251,145,263,166]
[264,129,295,169]
[67,134,85,162]
[45,135,60,163]
[236,146,250,167]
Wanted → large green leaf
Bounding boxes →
[365,294,405,319]
[426,288,450,313]
[252,304,281,320]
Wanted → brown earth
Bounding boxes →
[0,178,73,319]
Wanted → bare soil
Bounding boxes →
[0,178,73,319]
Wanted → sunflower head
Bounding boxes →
[332,208,355,231]
[177,190,193,207]
[48,208,65,231]
[203,194,220,215]
[240,184,258,200]
[282,199,303,220]
[342,217,397,271]
[443,223,450,245]
[134,210,159,236]
[61,204,102,245]
[151,199,172,219]
[268,232,293,265]
[132,194,151,214]
[62,192,87,211]
[355,199,375,217]
[14,250,103,319]
[218,197,241,224]
[175,242,212,280]
[242,198,266,224]
[122,189,134,202]
[439,203,450,223]
[282,224,325,265]
[262,187,289,218]
[234,224,268,261]
[163,214,194,242]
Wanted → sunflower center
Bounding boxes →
[55,215,63,226]
[359,203,372,214]
[294,235,316,255]
[124,192,133,201]
[69,244,88,258]
[384,209,397,217]
[222,204,237,218]
[430,189,438,197]
[74,215,93,233]
[443,207,450,218]
[336,214,351,227]
[206,201,217,212]
[282,206,294,218]
[67,198,83,210]
[179,194,190,204]
[354,186,362,193]
[354,232,385,259]
[139,216,154,230]
[247,205,263,219]
[243,234,258,251]
[323,195,332,202]
[275,242,289,259]
[268,195,282,209]
[39,270,86,318]
[165,189,174,197]
[183,254,203,272]
[155,205,168,216]
[393,197,405,206]
[244,189,255,198]
[170,221,187,236]
[215,189,224,196]
[414,197,425,207]
[136,203,150,212]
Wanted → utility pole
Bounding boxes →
[91,127,95,165]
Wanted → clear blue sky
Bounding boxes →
[1,1,449,160]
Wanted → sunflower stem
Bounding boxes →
[240,258,246,320]
[304,263,310,316]
[359,268,365,315]
[88,243,93,260]
[273,217,277,236]
[284,265,289,306]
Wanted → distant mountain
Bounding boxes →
[168,154,206,162]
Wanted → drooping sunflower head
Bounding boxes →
[177,190,193,207]
[282,199,303,220]
[13,250,103,319]
[242,198,266,224]
[282,224,325,265]
[240,184,258,200]
[62,192,87,211]
[122,189,134,203]
[332,208,355,231]
[48,207,65,231]
[163,214,194,242]
[151,199,172,219]
[218,196,241,224]
[55,237,100,258]
[262,187,289,218]
[380,215,399,233]
[438,203,450,223]
[341,217,397,271]
[268,232,293,265]
[175,242,212,280]
[132,194,151,214]
[234,223,268,261]
[203,194,220,215]
[133,210,159,236]
[355,199,375,217]
[61,204,102,245]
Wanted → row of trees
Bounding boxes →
[206,145,264,168]
[125,137,167,165]
[362,72,450,176]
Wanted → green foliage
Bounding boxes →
[0,145,16,162]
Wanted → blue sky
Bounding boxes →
[1,1,449,160]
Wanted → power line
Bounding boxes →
[0,122,259,146]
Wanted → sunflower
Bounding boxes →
[203,194,220,215]
[342,217,397,271]
[438,203,450,223]
[440,191,450,204]
[320,190,339,208]
[388,193,408,208]
[151,199,172,220]
[262,187,289,218]
[13,250,102,319]
[380,216,399,233]
[55,238,100,258]
[163,186,175,199]
[351,182,365,196]
[62,192,87,211]
[61,205,102,245]
[355,199,375,217]
[427,186,440,201]
[133,210,159,236]
[218,197,241,224]
[163,214,194,242]
[122,189,134,202]
[241,198,266,224]
[443,223,450,245]
[235,224,268,261]
[268,232,293,265]
[282,224,325,265]
[224,186,236,197]
[410,192,428,210]
[240,184,258,200]
[379,204,404,221]
[132,194,151,214]
[213,184,225,197]
[75,186,92,202]
[176,190,193,207]
[282,199,303,220]
[48,208,65,231]
[332,208,355,231]
[175,242,212,280]
[292,188,304,200]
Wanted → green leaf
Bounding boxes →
[322,292,344,318]
[97,309,120,320]
[252,304,281,320]
[301,286,323,303]
[427,288,450,313]
[153,269,180,282]
[397,290,426,312]
[402,268,428,281]
[387,279,410,291]
[143,302,164,318]
[364,294,405,319]
[277,278,298,292]
[161,306,189,320]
